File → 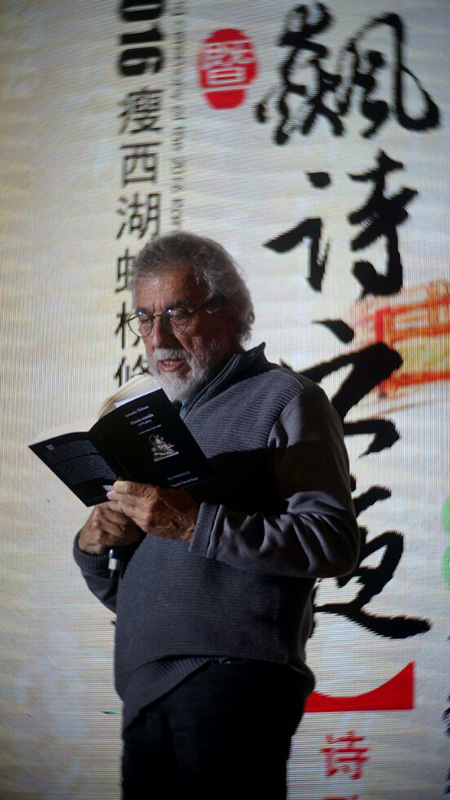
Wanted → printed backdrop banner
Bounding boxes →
[0,1,449,798]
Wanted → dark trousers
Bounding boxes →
[122,660,307,800]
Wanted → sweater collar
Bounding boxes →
[180,343,267,415]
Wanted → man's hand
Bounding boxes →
[78,502,143,555]
[106,480,199,543]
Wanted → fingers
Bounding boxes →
[106,490,157,533]
[106,481,198,541]
[109,480,152,496]
[106,481,157,529]
[78,502,142,555]
[90,504,128,537]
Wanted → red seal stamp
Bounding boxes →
[198,28,257,109]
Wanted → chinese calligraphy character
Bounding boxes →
[265,217,330,292]
[348,150,417,297]
[119,88,162,134]
[264,150,417,298]
[116,193,161,239]
[336,13,440,137]
[256,3,340,143]
[317,522,431,638]
[114,356,131,387]
[115,249,135,293]
[301,341,431,638]
[114,354,148,388]
[322,731,369,780]
[115,301,137,350]
[121,143,159,186]
[256,4,440,143]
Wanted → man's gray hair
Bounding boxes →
[132,231,255,342]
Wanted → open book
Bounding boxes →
[29,374,212,506]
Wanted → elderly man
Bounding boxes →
[74,231,359,799]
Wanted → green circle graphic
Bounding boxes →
[442,546,450,585]
[443,496,450,536]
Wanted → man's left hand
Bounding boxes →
[106,480,199,542]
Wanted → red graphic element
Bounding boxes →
[321,730,369,780]
[198,29,257,109]
[305,662,414,712]
[351,280,450,393]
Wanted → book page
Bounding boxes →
[97,374,160,418]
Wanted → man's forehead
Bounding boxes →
[136,265,206,307]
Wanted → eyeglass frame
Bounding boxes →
[127,296,225,339]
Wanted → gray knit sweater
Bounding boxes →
[74,345,359,710]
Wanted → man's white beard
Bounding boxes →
[146,343,224,402]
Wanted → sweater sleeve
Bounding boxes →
[189,387,360,579]
[72,533,120,612]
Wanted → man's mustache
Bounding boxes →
[151,348,188,362]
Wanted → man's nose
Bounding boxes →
[147,316,177,348]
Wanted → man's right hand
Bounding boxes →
[78,502,143,555]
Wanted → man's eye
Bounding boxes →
[138,314,154,325]
[167,310,188,321]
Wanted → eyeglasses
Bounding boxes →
[127,298,223,338]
